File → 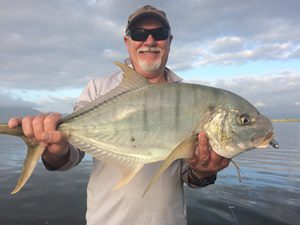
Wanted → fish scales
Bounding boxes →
[61,83,219,163]
[0,62,278,194]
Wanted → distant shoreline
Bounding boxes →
[272,119,300,122]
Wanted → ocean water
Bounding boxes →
[0,123,299,225]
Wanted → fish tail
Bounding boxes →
[11,138,46,194]
[0,123,46,194]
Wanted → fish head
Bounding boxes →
[203,94,276,159]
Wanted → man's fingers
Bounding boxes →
[8,113,69,156]
[11,113,62,142]
[7,117,22,128]
[188,132,210,166]
[211,150,223,165]
[22,116,35,138]
[187,157,198,166]
[210,150,228,172]
[187,131,231,176]
[44,113,63,133]
[32,114,47,141]
[42,130,66,145]
[197,131,210,164]
[198,131,208,152]
[42,131,69,155]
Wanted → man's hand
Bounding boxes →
[8,113,70,168]
[188,131,230,179]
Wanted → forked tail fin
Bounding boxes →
[0,123,46,194]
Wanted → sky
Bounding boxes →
[0,0,299,118]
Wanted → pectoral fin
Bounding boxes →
[143,134,198,197]
[11,138,46,194]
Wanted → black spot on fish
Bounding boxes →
[208,105,215,111]
[130,136,136,142]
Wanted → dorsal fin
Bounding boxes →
[64,62,150,121]
[114,61,150,86]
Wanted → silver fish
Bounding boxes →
[0,62,278,195]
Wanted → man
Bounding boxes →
[8,5,230,225]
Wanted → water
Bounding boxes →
[0,123,299,225]
[187,123,300,225]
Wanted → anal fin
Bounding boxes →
[142,134,198,197]
[113,162,144,190]
[69,136,145,190]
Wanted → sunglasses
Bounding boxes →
[126,27,170,42]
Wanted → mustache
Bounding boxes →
[137,47,161,53]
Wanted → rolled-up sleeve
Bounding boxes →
[42,144,85,171]
[181,160,217,188]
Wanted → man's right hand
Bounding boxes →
[8,113,70,169]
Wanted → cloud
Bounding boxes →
[34,95,78,114]
[0,0,299,117]
[253,101,266,108]
[208,37,243,53]
[0,0,128,90]
[1,0,300,89]
[0,89,79,113]
[0,91,37,108]
[169,39,299,69]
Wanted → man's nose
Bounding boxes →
[144,34,156,46]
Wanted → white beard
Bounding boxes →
[137,47,162,73]
[138,58,162,73]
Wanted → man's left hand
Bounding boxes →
[187,131,230,179]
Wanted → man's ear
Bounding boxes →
[124,36,130,50]
[169,34,173,43]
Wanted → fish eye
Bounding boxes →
[239,114,250,125]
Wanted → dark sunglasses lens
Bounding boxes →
[152,28,169,40]
[131,29,148,41]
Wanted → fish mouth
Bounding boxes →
[252,132,276,149]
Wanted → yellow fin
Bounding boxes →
[142,135,198,197]
[113,162,144,190]
[114,61,150,87]
[11,138,46,194]
[65,62,150,121]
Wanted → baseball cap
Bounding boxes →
[126,5,170,32]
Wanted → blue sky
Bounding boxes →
[0,0,299,118]
[183,59,300,79]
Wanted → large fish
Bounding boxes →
[0,62,278,195]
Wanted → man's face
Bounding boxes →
[124,17,172,80]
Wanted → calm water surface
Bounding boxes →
[0,123,299,225]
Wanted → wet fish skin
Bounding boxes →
[0,62,277,194]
